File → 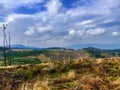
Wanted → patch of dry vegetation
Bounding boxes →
[0,57,120,90]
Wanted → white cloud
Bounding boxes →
[0,0,120,47]
[45,0,62,14]
[87,28,105,35]
[112,32,120,36]
[64,29,85,40]
[75,20,93,26]
[37,25,54,32]
[0,0,45,9]
[67,0,119,18]
[5,14,34,23]
[25,27,34,35]
[69,29,84,36]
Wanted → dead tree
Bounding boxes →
[8,30,12,65]
[1,24,7,66]
[1,24,12,66]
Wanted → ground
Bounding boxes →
[0,57,120,90]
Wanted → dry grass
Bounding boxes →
[0,57,120,90]
[77,74,110,90]
[33,80,49,90]
[96,58,104,64]
[112,77,120,85]
[67,70,76,79]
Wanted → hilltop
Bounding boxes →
[0,58,120,90]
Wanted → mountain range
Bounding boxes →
[11,44,66,50]
[67,44,120,50]
[0,44,117,50]
[10,44,120,50]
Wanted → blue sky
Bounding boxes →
[0,0,120,48]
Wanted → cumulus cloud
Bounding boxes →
[64,29,85,40]
[45,0,62,14]
[0,0,120,47]
[25,27,34,35]
[87,28,105,35]
[0,0,45,9]
[112,31,120,36]
[37,25,54,32]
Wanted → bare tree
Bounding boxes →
[1,24,12,66]
[1,24,7,66]
[8,30,12,65]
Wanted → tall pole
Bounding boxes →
[8,30,12,65]
[1,24,7,66]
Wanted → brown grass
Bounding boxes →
[67,70,76,79]
[0,57,120,90]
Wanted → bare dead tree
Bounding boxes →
[1,24,12,66]
[1,24,7,66]
[8,30,12,65]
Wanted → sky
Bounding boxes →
[0,0,120,48]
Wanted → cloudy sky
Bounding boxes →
[0,0,120,48]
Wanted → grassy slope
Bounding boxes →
[0,58,120,90]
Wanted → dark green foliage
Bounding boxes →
[12,58,41,65]
[83,47,120,58]
[11,50,40,58]
[0,50,49,65]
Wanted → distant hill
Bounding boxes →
[11,44,67,50]
[82,47,120,58]
[11,44,42,50]
[68,44,120,50]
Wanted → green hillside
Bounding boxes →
[0,47,120,66]
[82,47,120,58]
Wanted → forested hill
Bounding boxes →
[82,47,120,58]
[0,46,120,59]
